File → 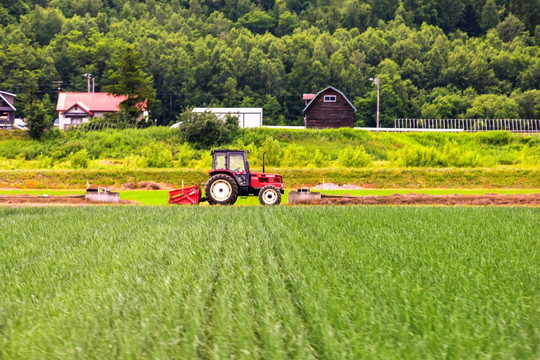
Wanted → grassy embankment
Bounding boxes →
[1,206,538,359]
[0,128,538,189]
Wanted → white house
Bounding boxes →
[192,108,263,128]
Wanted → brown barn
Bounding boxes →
[303,86,356,129]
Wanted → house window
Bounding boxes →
[324,95,336,102]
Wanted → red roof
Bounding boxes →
[65,102,94,115]
[303,94,316,100]
[56,92,127,112]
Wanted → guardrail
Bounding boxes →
[395,118,540,133]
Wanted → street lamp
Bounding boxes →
[369,75,380,130]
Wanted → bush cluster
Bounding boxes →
[0,128,538,170]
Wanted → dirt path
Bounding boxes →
[0,195,137,206]
[1,193,539,207]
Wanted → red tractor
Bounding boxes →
[169,149,284,206]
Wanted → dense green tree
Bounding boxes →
[0,0,29,19]
[481,0,499,32]
[276,11,299,36]
[465,94,520,118]
[0,5,15,26]
[420,88,474,118]
[435,0,464,33]
[236,10,275,34]
[104,47,156,119]
[460,4,482,36]
[1,0,539,128]
[26,98,54,139]
[177,111,239,149]
[509,0,540,34]
[497,13,526,42]
[512,89,540,119]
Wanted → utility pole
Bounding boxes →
[82,73,92,92]
[369,75,380,130]
[52,81,63,91]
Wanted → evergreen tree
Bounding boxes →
[26,99,53,139]
[105,47,156,119]
[460,4,482,36]
[481,0,499,32]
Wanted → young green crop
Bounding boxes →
[0,207,538,359]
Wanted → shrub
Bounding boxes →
[123,155,145,168]
[26,100,54,139]
[310,149,330,167]
[393,145,445,167]
[282,144,310,167]
[197,151,213,169]
[475,131,513,146]
[519,144,540,165]
[442,142,480,167]
[177,111,239,149]
[141,143,173,168]
[338,146,372,167]
[36,154,54,169]
[176,143,195,167]
[261,137,283,166]
[394,143,481,167]
[69,149,90,169]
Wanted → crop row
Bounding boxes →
[0,207,538,359]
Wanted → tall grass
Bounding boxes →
[0,207,538,359]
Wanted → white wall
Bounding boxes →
[192,108,263,128]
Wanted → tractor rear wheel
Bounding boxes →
[206,174,238,205]
[259,185,281,206]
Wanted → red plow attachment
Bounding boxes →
[168,185,204,205]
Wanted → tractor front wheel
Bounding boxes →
[206,174,238,205]
[259,185,281,206]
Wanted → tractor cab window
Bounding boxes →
[214,154,226,170]
[229,154,246,173]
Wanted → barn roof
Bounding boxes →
[56,92,127,112]
[302,86,357,113]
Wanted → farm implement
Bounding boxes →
[169,149,284,206]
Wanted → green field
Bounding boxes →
[1,207,538,359]
[1,188,539,206]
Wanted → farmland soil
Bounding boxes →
[121,181,174,190]
[1,193,539,206]
[0,194,138,206]
[298,193,540,206]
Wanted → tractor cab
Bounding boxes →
[211,150,250,187]
[206,149,284,205]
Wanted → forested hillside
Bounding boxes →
[1,0,539,126]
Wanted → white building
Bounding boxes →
[192,108,263,128]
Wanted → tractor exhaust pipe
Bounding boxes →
[262,152,266,173]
